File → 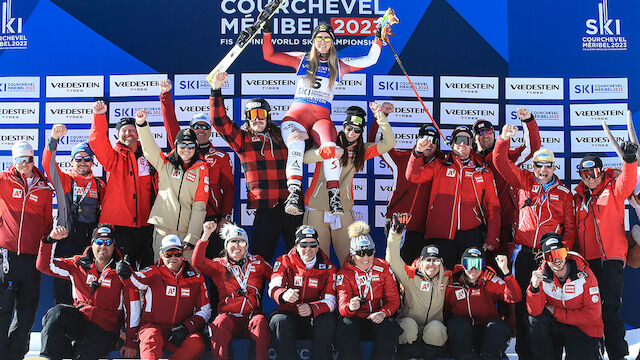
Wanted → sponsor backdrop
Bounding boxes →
[1,0,640,330]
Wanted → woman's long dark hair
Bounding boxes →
[336,131,365,172]
[166,149,199,171]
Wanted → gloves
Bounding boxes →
[375,23,383,40]
[262,19,272,33]
[167,324,189,347]
[116,255,132,280]
[620,141,638,163]
[391,213,411,234]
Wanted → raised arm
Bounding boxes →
[89,100,120,171]
[406,144,437,183]
[262,31,304,69]
[191,222,218,276]
[384,214,410,284]
[36,226,75,279]
[494,125,530,189]
[210,72,245,154]
[135,109,164,170]
[509,108,541,166]
[614,142,638,200]
[159,80,180,146]
[364,102,396,160]
[339,38,383,76]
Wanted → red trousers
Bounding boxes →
[284,102,337,146]
[138,323,205,360]
[210,314,271,360]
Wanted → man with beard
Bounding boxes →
[43,124,106,304]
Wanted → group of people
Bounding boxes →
[0,21,639,360]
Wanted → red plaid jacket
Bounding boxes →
[210,89,288,209]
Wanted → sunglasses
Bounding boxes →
[93,238,113,246]
[73,156,93,163]
[462,257,484,271]
[345,126,363,134]
[314,36,333,43]
[544,247,567,263]
[422,257,442,265]
[355,249,375,257]
[246,108,268,121]
[177,142,196,150]
[163,249,183,258]
[477,128,494,136]
[533,161,554,169]
[191,123,211,130]
[14,156,33,165]
[579,168,601,180]
[228,239,248,247]
[452,136,471,146]
[298,241,319,248]
[421,135,437,144]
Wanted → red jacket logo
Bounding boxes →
[12,188,22,198]
[187,172,196,182]
[308,278,318,288]
[181,288,191,297]
[446,169,456,177]
[166,285,177,296]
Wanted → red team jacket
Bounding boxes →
[0,166,53,255]
[494,138,576,250]
[192,240,272,317]
[573,163,637,261]
[124,262,211,332]
[445,266,521,326]
[89,113,154,227]
[160,91,235,219]
[269,248,337,317]
[336,258,400,318]
[526,252,604,338]
[36,243,140,347]
[406,152,501,249]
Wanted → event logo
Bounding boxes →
[0,0,27,50]
[174,74,234,96]
[583,0,627,51]
[440,102,498,125]
[440,76,499,99]
[0,102,38,124]
[505,78,563,100]
[569,78,628,100]
[506,105,564,127]
[374,75,433,97]
[46,76,104,98]
[0,76,39,98]
[570,103,627,126]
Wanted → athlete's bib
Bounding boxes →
[293,57,339,110]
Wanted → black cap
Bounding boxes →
[540,232,564,253]
[344,106,366,130]
[295,225,319,244]
[92,224,115,241]
[579,154,603,171]
[473,119,493,134]
[461,247,483,260]
[451,126,473,140]
[420,245,441,259]
[175,128,197,144]
[312,23,335,41]
[116,117,135,133]
[418,124,439,145]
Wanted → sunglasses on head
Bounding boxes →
[246,108,268,121]
[177,142,196,150]
[452,136,471,146]
[73,156,93,163]
[477,128,494,136]
[191,123,211,130]
[579,168,601,180]
[345,126,363,134]
[544,247,567,263]
[462,257,484,271]
[14,156,33,165]
[298,241,319,249]
[163,249,183,258]
[422,257,442,265]
[93,238,113,246]
[314,36,332,43]
[355,249,375,257]
[228,239,248,247]
[533,161,554,169]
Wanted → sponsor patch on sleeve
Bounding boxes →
[591,294,599,303]
[589,286,599,295]
[336,274,344,286]
[273,261,280,272]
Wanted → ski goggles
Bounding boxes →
[177,142,196,150]
[228,239,248,247]
[452,135,471,146]
[314,36,333,43]
[73,156,93,163]
[421,134,438,144]
[163,249,183,258]
[191,123,211,130]
[297,241,319,249]
[544,247,567,263]
[344,125,363,134]
[462,257,484,271]
[93,238,114,246]
[355,249,375,257]
[579,167,601,180]
[246,108,268,121]
[14,156,33,165]
[533,161,554,168]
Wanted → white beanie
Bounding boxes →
[12,141,34,158]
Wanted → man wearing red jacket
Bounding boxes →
[472,108,541,247]
[268,225,337,360]
[494,124,576,359]
[0,140,53,360]
[368,121,444,263]
[407,126,501,269]
[118,234,212,360]
[37,224,140,359]
[573,147,638,360]
[527,233,604,359]
[43,124,106,304]
[89,100,154,268]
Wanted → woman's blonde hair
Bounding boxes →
[304,38,338,89]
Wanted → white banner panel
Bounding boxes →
[505,105,564,127]
[0,129,38,150]
[440,76,499,99]
[375,205,387,228]
[569,78,628,100]
[375,178,394,202]
[352,178,367,200]
[570,130,627,152]
[45,102,93,124]
[240,203,255,226]
[174,74,234,96]
[373,75,433,97]
[385,101,434,124]
[374,157,393,175]
[109,101,163,123]
[109,74,168,97]
[108,126,167,149]
[570,103,627,126]
[0,76,40,98]
[334,74,366,96]
[44,129,90,152]
[510,131,565,153]
[46,75,104,98]
[440,102,499,125]
[505,78,563,100]
[352,205,368,223]
[0,102,39,124]
[241,73,296,95]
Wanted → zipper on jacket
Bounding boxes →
[171,276,181,325]
[465,288,474,326]
[424,280,434,324]
[176,173,185,231]
[592,203,607,260]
